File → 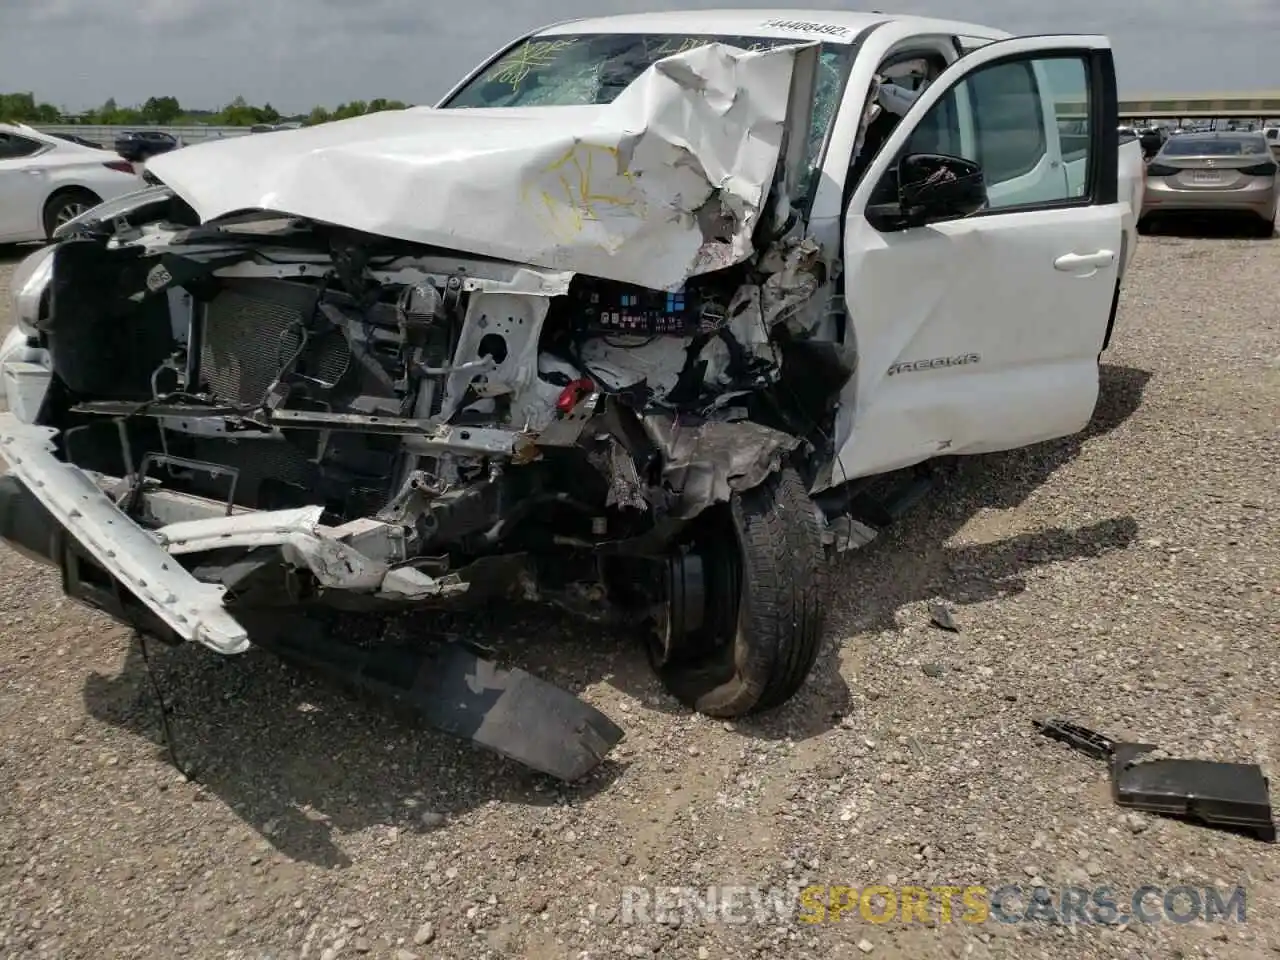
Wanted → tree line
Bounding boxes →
[0,92,411,127]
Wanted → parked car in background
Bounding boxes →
[1264,126,1280,160]
[0,122,145,241]
[48,132,106,150]
[249,122,305,134]
[113,130,179,163]
[1137,124,1167,159]
[1140,131,1277,236]
[1119,133,1146,271]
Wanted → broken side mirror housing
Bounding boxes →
[866,153,988,231]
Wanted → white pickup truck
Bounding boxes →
[0,10,1144,779]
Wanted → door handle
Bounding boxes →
[1054,250,1116,271]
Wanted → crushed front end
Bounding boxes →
[0,183,839,777]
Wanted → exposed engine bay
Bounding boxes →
[27,201,843,627]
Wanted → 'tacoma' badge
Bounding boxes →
[887,353,981,376]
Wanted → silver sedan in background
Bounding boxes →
[1140,131,1278,237]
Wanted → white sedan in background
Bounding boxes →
[0,123,146,242]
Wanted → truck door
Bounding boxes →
[831,36,1123,482]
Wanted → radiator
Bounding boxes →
[198,278,351,405]
[191,278,365,510]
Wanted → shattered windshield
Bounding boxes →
[444,32,853,187]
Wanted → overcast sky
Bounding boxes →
[1,0,1275,113]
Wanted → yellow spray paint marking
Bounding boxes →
[484,39,580,91]
[522,142,645,247]
[647,36,713,59]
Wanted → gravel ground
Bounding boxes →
[0,228,1276,960]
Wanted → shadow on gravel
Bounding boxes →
[84,630,628,868]
[1140,215,1275,240]
[823,363,1151,637]
[0,242,44,264]
[78,365,1149,866]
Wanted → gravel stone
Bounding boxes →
[0,227,1277,959]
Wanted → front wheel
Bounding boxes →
[650,467,827,718]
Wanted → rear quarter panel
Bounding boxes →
[39,152,145,206]
[1117,137,1144,277]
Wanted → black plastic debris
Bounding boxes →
[928,603,959,632]
[1032,717,1116,761]
[1112,744,1276,843]
[239,610,625,782]
[1032,718,1276,843]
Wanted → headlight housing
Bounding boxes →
[9,245,57,338]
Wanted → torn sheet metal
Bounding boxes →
[726,235,826,356]
[760,235,825,334]
[579,337,688,400]
[146,42,818,291]
[642,414,800,516]
[602,442,648,511]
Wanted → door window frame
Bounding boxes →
[846,38,1119,229]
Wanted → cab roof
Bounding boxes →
[536,9,1010,45]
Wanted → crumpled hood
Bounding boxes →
[146,41,812,290]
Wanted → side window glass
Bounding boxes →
[968,60,1045,184]
[0,134,43,161]
[1043,59,1092,197]
[904,86,961,157]
[882,54,1093,213]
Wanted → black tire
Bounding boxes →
[1136,216,1152,236]
[652,467,827,718]
[1252,216,1275,239]
[43,189,101,239]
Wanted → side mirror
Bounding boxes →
[867,153,989,231]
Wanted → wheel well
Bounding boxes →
[42,186,104,238]
[43,185,102,217]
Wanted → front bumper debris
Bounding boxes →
[0,414,251,653]
[0,413,469,652]
[0,412,626,781]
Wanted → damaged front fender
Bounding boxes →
[642,414,801,518]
